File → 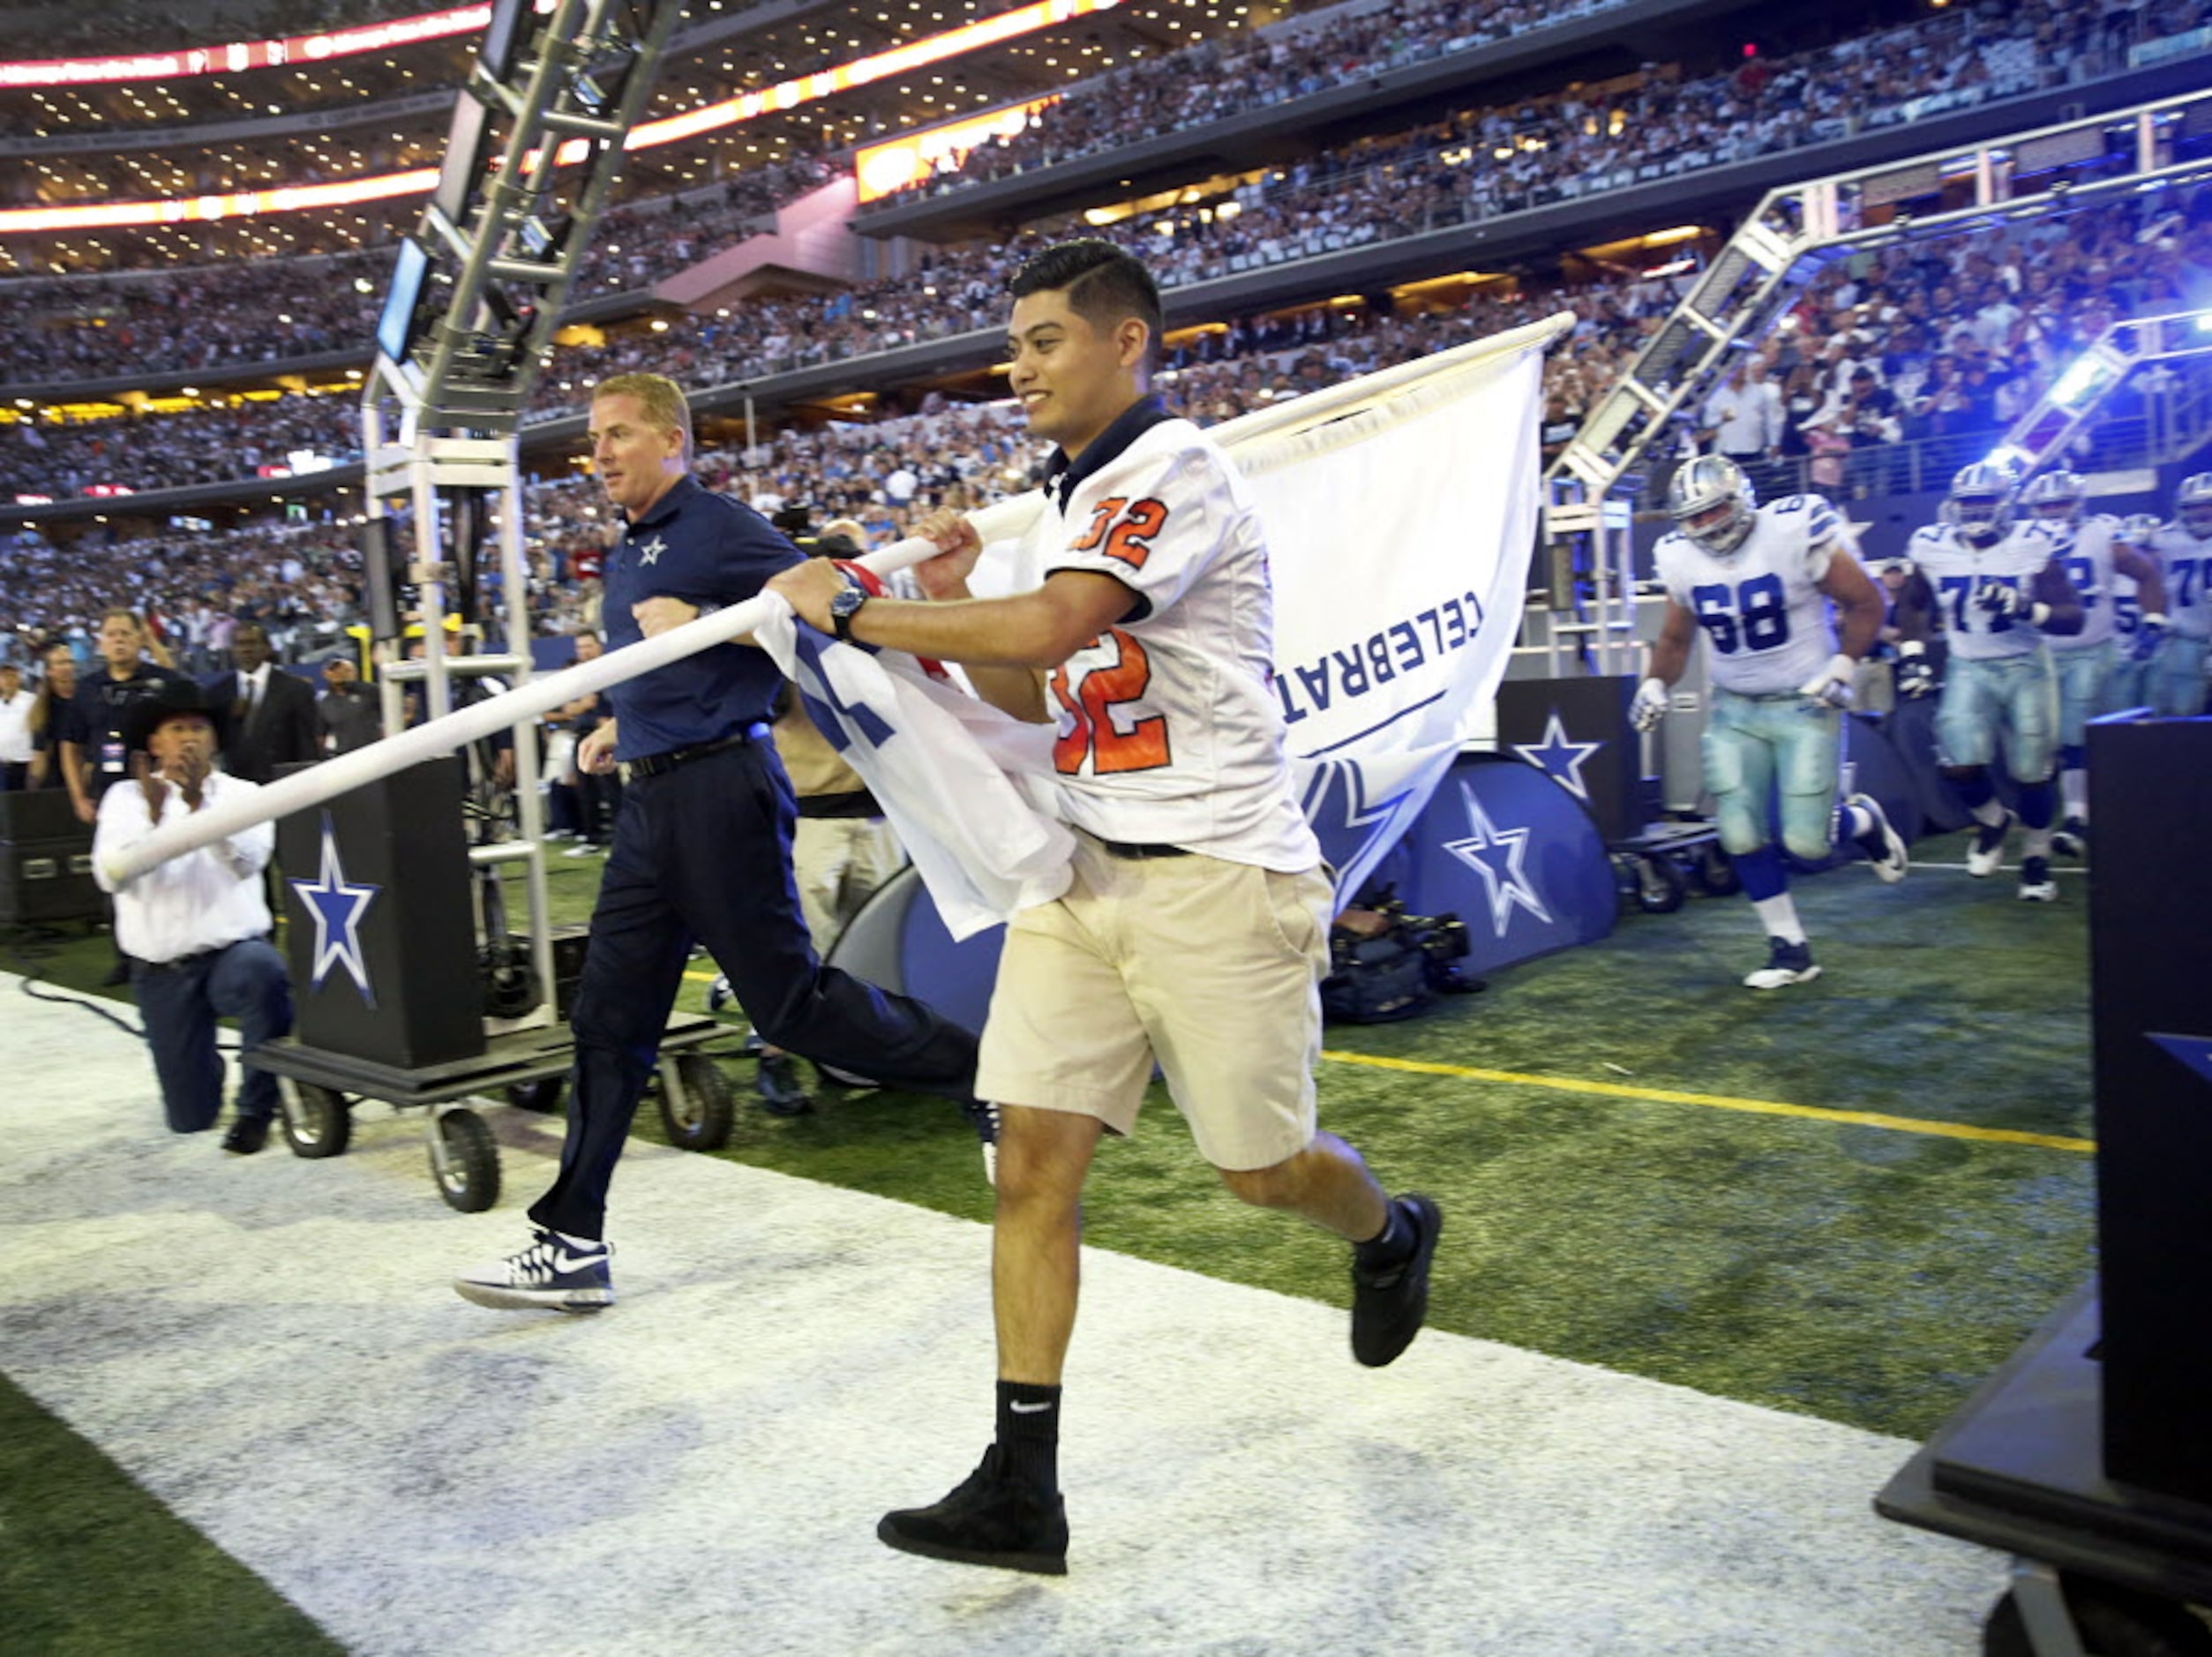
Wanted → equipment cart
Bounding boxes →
[245,1015,734,1212]
[1608,819,1736,914]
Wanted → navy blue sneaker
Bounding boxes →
[454,1228,613,1312]
[755,1052,814,1117]
[879,1446,1069,1575]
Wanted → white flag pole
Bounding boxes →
[99,508,1015,887]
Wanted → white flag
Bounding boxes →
[754,317,1560,932]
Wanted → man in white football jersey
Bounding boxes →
[1633,455,1907,990]
[1897,463,2085,901]
[2017,471,2167,856]
[770,240,1437,1577]
[2143,473,2212,717]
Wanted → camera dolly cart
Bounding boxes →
[1877,1280,2212,1656]
[1608,820,1736,915]
[244,1015,734,1212]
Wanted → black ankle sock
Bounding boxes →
[1355,1198,1413,1270]
[994,1380,1061,1494]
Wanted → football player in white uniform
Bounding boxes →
[1896,463,2085,901]
[2019,471,2167,857]
[2143,473,2212,717]
[770,241,1438,1577]
[1634,455,1908,990]
[2104,513,2169,715]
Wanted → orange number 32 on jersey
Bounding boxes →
[1068,496,1169,569]
[1050,628,1172,776]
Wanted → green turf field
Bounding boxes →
[3,828,2096,1646]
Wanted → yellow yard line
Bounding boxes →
[1322,1049,2095,1154]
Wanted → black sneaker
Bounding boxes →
[1351,1194,1442,1368]
[755,1052,814,1117]
[221,1114,270,1156]
[2051,818,2088,859]
[878,1446,1069,1575]
[962,1098,1000,1187]
[454,1227,614,1312]
[1743,936,1820,991]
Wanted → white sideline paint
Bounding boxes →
[0,974,1998,1655]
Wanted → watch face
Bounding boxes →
[831,586,866,616]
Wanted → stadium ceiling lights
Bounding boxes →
[0,0,1128,235]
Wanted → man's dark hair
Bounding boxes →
[1009,239,1163,365]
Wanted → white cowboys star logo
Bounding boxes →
[289,811,380,1004]
[1443,781,1553,937]
[1511,710,1604,803]
[635,534,667,566]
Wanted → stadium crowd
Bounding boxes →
[11,165,2209,679]
[862,0,2206,207]
[7,150,2207,506]
[11,0,2208,378]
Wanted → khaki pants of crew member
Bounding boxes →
[792,815,905,956]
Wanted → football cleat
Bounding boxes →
[705,973,734,1014]
[2051,818,2088,859]
[1743,937,1821,991]
[2018,858,2058,903]
[1965,811,2014,877]
[1846,793,1908,884]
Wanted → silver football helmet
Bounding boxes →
[2177,472,2212,540]
[2019,469,2086,530]
[1668,454,1758,557]
[2118,512,2163,546]
[1948,461,2015,550]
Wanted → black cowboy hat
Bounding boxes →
[121,679,214,754]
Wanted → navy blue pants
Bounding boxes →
[132,938,294,1134]
[529,739,978,1240]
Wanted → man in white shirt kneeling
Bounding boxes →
[93,680,294,1155]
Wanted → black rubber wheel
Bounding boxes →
[659,1053,735,1152]
[1691,843,1740,896]
[1633,853,1688,914]
[1984,1580,2212,1656]
[281,1080,352,1159]
[431,1109,500,1213]
[506,1076,566,1113]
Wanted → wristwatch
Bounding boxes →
[829,577,869,642]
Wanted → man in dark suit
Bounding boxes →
[208,624,319,784]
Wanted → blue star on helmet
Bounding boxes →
[1443,782,1553,937]
[1511,710,1604,804]
[289,811,380,1005]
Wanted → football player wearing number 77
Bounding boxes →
[1632,455,1909,991]
[768,239,1439,1578]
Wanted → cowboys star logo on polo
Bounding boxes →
[289,811,380,1005]
[635,535,667,566]
[1511,710,1604,803]
[1443,781,1552,936]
